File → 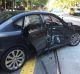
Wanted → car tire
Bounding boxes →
[0,46,29,72]
[69,33,80,46]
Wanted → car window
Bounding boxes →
[0,11,24,24]
[50,15,63,26]
[29,15,41,24]
[3,18,23,32]
[24,15,42,32]
[43,15,52,23]
[15,19,23,26]
[24,15,43,34]
[13,18,23,30]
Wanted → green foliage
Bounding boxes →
[22,0,47,10]
[47,0,80,10]
[32,0,47,5]
[22,0,47,5]
[54,0,80,8]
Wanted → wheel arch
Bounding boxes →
[0,43,36,61]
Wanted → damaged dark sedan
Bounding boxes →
[0,11,80,72]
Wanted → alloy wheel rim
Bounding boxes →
[71,33,80,45]
[5,49,25,70]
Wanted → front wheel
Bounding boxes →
[69,33,80,46]
[1,46,28,72]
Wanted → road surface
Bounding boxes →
[57,14,80,74]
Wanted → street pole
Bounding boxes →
[12,0,15,11]
[14,0,16,8]
[4,0,6,10]
[28,0,32,10]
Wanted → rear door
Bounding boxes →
[42,14,53,48]
[24,14,47,52]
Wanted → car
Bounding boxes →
[51,9,63,15]
[69,7,80,15]
[0,11,80,72]
[50,8,66,18]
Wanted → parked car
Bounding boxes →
[51,9,63,15]
[50,8,66,18]
[69,7,80,15]
[0,11,80,72]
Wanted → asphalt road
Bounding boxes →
[57,15,80,74]
[57,44,80,74]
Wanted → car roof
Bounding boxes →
[0,11,52,30]
[4,11,51,21]
[5,11,52,23]
[19,11,50,14]
[0,11,50,20]
[13,11,51,17]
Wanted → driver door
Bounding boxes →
[50,15,69,47]
[43,14,68,48]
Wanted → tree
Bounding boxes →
[46,0,80,11]
[32,0,47,5]
[23,0,47,10]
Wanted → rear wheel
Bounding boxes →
[69,33,80,46]
[1,46,29,72]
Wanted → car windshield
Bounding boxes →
[0,11,24,24]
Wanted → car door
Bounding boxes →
[24,14,47,52]
[42,14,53,48]
[42,14,69,48]
[50,14,70,47]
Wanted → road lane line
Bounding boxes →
[54,51,61,74]
[20,57,36,74]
